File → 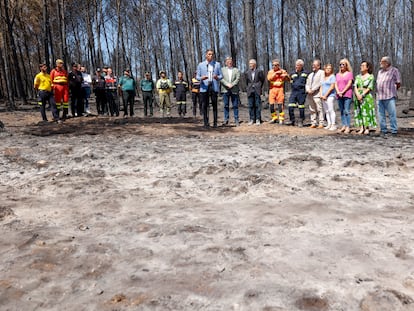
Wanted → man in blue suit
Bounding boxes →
[196,49,223,128]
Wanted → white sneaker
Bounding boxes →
[248,120,254,126]
[324,124,331,130]
[329,125,337,131]
[256,119,261,125]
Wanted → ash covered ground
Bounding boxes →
[1,100,414,311]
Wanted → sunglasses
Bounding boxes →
[339,63,346,66]
[273,64,279,67]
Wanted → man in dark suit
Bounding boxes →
[245,59,265,125]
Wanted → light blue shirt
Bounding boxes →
[321,75,336,97]
[196,60,223,93]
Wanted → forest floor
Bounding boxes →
[1,95,414,311]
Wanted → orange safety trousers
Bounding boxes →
[53,84,69,108]
[269,87,284,104]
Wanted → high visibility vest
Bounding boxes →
[191,78,200,93]
[268,69,287,88]
[51,68,68,85]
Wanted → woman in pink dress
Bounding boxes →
[335,58,354,134]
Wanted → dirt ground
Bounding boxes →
[1,96,414,311]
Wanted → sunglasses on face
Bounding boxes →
[340,63,346,66]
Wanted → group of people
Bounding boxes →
[33,59,189,122]
[299,57,401,135]
[191,50,401,136]
[303,56,400,136]
[34,60,141,122]
[34,52,401,136]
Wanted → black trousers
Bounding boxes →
[106,90,119,116]
[122,90,135,116]
[191,92,201,116]
[38,90,58,121]
[95,89,107,114]
[142,91,153,116]
[70,87,84,116]
[200,89,218,126]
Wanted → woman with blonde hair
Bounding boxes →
[335,58,354,134]
[320,64,337,130]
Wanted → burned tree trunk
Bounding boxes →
[2,0,26,105]
[243,0,257,61]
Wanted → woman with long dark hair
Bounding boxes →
[354,61,376,135]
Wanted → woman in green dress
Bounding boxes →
[354,61,376,135]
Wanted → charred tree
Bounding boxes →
[243,0,257,61]
[2,0,26,105]
[226,0,237,65]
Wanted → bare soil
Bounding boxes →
[1,97,414,311]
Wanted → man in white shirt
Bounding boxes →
[305,59,325,128]
[220,57,241,126]
[80,66,92,114]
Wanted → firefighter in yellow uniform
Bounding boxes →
[190,72,201,117]
[156,70,173,117]
[34,63,58,121]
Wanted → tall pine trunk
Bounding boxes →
[3,0,26,104]
[226,0,237,65]
[243,0,257,61]
[409,0,414,110]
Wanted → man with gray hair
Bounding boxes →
[376,56,401,137]
[245,59,265,125]
[221,56,241,126]
[286,59,308,127]
[305,59,324,128]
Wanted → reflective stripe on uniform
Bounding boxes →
[53,76,68,84]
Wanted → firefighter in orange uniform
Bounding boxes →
[50,59,69,121]
[267,59,289,124]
